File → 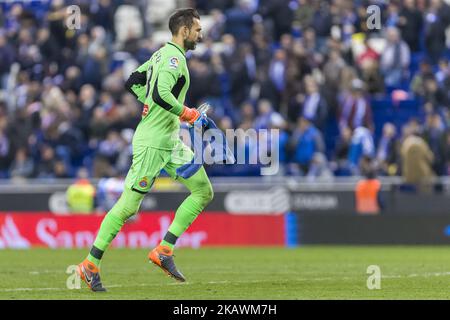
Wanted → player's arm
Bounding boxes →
[124,60,151,104]
[153,58,199,124]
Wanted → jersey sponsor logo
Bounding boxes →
[169,56,179,69]
[142,104,149,117]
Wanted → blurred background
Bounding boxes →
[0,0,450,248]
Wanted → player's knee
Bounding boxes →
[204,183,214,204]
[109,192,142,221]
[193,181,214,207]
[121,205,138,220]
[110,204,136,221]
[111,189,144,221]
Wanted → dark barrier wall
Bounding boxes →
[296,214,450,245]
[1,188,449,215]
[0,190,228,212]
[0,193,51,211]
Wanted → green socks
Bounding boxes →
[160,196,203,249]
[86,167,213,266]
[87,188,144,267]
[159,168,213,249]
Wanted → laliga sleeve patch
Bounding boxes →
[168,56,179,69]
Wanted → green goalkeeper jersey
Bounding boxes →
[125,41,190,150]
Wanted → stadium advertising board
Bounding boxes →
[0,212,285,249]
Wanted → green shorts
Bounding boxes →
[124,141,194,194]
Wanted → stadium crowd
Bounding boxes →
[0,0,449,184]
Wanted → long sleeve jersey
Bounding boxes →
[125,41,190,150]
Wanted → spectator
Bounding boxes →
[36,27,60,67]
[301,75,328,131]
[293,0,314,31]
[224,0,254,42]
[410,60,434,97]
[309,1,332,46]
[221,35,253,107]
[115,129,133,174]
[89,107,110,143]
[357,38,384,94]
[238,101,256,132]
[306,152,333,182]
[380,27,411,88]
[268,48,287,106]
[81,47,108,90]
[357,39,380,67]
[423,0,450,63]
[436,58,449,86]
[398,0,423,52]
[96,174,125,212]
[0,127,11,178]
[36,144,56,178]
[441,63,450,106]
[91,0,116,36]
[348,126,375,174]
[385,2,401,28]
[254,99,279,130]
[322,49,346,105]
[422,76,448,110]
[285,40,314,120]
[401,124,435,192]
[188,57,222,107]
[338,79,373,131]
[97,130,124,167]
[0,32,14,89]
[269,112,289,168]
[10,148,34,179]
[54,159,69,178]
[231,121,261,176]
[287,116,325,175]
[77,84,98,136]
[207,10,226,41]
[376,123,400,176]
[333,125,353,176]
[423,113,448,175]
[257,0,294,40]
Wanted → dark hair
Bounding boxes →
[360,156,376,179]
[168,8,200,35]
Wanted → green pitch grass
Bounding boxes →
[1,246,450,299]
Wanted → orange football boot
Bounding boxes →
[148,245,186,282]
[77,259,107,292]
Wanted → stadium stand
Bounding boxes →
[0,0,449,181]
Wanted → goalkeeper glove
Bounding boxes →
[180,103,210,125]
[180,106,200,125]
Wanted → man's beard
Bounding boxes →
[184,39,197,51]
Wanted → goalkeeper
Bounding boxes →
[77,8,213,292]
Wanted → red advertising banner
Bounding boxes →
[0,212,285,249]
